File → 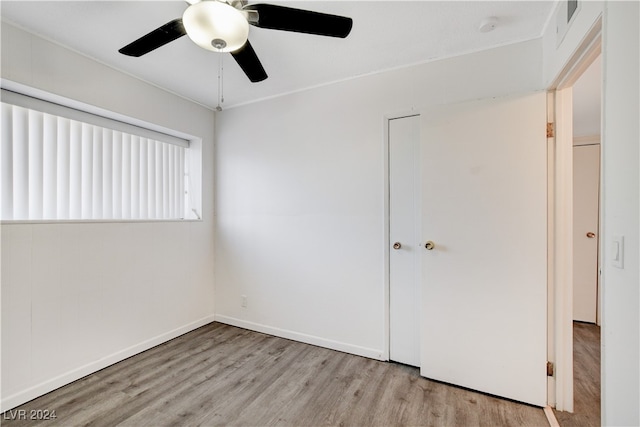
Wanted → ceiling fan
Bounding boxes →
[119,0,353,83]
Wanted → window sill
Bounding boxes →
[1,218,203,225]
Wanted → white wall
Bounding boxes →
[601,2,639,425]
[1,23,215,410]
[214,39,543,358]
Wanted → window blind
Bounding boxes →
[1,102,187,220]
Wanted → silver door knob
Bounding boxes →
[393,242,402,250]
[425,241,435,250]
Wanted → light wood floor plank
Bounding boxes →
[553,321,601,427]
[2,322,550,426]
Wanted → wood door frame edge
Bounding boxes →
[546,15,602,413]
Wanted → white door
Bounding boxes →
[573,144,600,323]
[420,94,548,407]
[389,115,420,367]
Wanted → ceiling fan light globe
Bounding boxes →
[183,1,249,53]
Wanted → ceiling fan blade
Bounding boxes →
[119,19,186,57]
[231,41,268,83]
[245,4,353,38]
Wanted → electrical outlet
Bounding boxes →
[241,295,247,308]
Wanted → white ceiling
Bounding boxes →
[1,1,556,110]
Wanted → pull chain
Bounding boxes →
[216,48,224,111]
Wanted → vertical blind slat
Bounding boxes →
[148,140,156,219]
[139,138,148,219]
[69,121,82,219]
[1,103,187,221]
[169,145,175,219]
[112,131,122,219]
[102,129,113,219]
[162,144,170,218]
[81,123,93,219]
[155,140,163,218]
[43,114,57,219]
[28,110,44,219]
[121,133,131,219]
[131,135,140,219]
[92,127,103,219]
[57,118,70,219]
[1,104,14,219]
[12,106,29,219]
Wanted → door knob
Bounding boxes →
[586,232,596,238]
[424,241,435,250]
[393,242,402,250]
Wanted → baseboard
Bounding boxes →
[214,314,384,361]
[1,314,216,412]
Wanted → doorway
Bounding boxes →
[549,26,602,420]
[572,54,602,325]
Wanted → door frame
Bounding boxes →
[547,17,602,412]
[383,111,421,362]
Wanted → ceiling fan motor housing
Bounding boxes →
[182,0,249,52]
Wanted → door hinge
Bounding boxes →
[547,361,554,377]
[547,122,555,138]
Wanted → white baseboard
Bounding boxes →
[214,314,384,361]
[1,314,216,412]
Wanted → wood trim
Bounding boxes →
[551,18,603,90]
[547,91,557,408]
[554,87,575,413]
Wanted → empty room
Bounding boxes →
[1,1,638,426]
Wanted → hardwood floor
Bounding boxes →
[3,323,550,427]
[553,322,601,427]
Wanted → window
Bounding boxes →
[1,89,197,221]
